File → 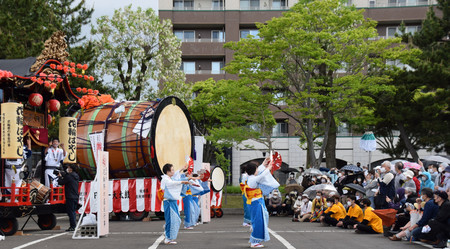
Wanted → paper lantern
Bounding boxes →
[28,93,43,107]
[48,114,52,124]
[47,99,60,112]
[59,117,77,163]
[1,103,24,159]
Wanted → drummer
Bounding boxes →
[44,138,66,187]
[5,136,32,191]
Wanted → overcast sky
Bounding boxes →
[82,0,158,39]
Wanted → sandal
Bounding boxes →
[164,241,178,245]
[250,243,264,248]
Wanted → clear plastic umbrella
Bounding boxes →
[303,184,337,199]
[304,168,323,176]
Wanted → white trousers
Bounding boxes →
[44,169,59,187]
[5,167,22,194]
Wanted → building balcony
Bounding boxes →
[185,70,226,75]
[181,42,225,56]
[179,38,225,42]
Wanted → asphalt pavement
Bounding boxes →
[1,213,437,249]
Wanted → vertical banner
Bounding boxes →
[201,163,211,223]
[194,136,206,173]
[59,117,77,163]
[88,131,104,166]
[97,151,109,237]
[1,103,24,159]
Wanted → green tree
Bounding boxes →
[51,0,94,50]
[372,0,450,160]
[0,0,60,59]
[225,0,418,168]
[189,78,275,164]
[92,5,185,101]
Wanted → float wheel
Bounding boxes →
[0,217,19,235]
[38,214,57,230]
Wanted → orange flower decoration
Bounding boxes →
[64,61,70,66]
[70,62,75,68]
[56,65,63,70]
[70,68,76,73]
[82,64,88,70]
[44,81,51,87]
[76,63,82,69]
[89,76,94,81]
[50,83,57,89]
[63,101,70,105]
[93,90,99,95]
[63,66,69,73]
[76,87,82,92]
[72,73,78,77]
[84,75,89,80]
[50,64,56,69]
[82,88,87,93]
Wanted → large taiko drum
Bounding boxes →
[74,96,194,180]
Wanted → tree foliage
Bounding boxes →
[372,0,450,159]
[224,0,417,168]
[0,0,60,59]
[92,5,186,101]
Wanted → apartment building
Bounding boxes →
[159,0,437,185]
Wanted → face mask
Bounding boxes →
[357,178,362,182]
[445,172,450,178]
[347,201,352,206]
[405,194,409,198]
[356,195,361,200]
[427,169,433,173]
[439,167,444,173]
[327,202,332,207]
[420,196,425,201]
[422,176,427,181]
[316,196,321,200]
[302,199,308,203]
[321,179,327,183]
[380,168,386,173]
[312,178,317,181]
[338,173,343,177]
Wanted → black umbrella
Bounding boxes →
[280,167,299,174]
[341,165,363,172]
[344,183,366,195]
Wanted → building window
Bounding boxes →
[211,30,225,42]
[337,123,351,136]
[240,29,260,39]
[386,26,421,38]
[211,61,224,74]
[386,59,414,71]
[174,30,195,42]
[273,120,288,137]
[173,0,194,10]
[273,92,286,105]
[369,0,375,7]
[212,0,224,10]
[241,0,260,10]
[388,0,406,6]
[272,0,287,9]
[182,62,195,74]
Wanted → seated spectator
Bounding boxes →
[411,188,439,241]
[427,164,439,183]
[354,198,383,234]
[268,190,282,216]
[404,187,418,204]
[389,203,423,241]
[310,191,326,222]
[281,192,296,216]
[425,190,450,248]
[320,196,346,226]
[299,194,312,222]
[386,188,406,210]
[337,195,363,229]
[419,172,435,194]
[435,166,450,191]
[286,173,298,185]
[334,170,347,195]
[292,195,303,221]
[364,170,378,208]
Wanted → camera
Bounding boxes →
[53,169,66,177]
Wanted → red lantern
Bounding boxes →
[47,99,60,112]
[47,114,52,124]
[28,93,43,107]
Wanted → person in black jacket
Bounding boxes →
[426,191,450,248]
[57,164,80,231]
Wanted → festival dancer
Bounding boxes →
[161,163,190,245]
[240,165,251,227]
[181,172,203,229]
[244,162,273,248]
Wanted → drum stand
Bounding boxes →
[20,214,38,231]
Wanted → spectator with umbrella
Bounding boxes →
[434,163,447,190]
[436,165,450,192]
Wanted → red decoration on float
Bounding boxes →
[48,114,53,124]
[47,99,60,112]
[28,93,43,107]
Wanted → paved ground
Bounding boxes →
[1,213,438,249]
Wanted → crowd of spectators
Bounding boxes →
[265,160,450,248]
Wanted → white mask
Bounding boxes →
[356,195,361,200]
[422,176,427,181]
[438,167,444,173]
[327,202,332,207]
[347,201,352,206]
[302,199,308,203]
[380,168,386,173]
[321,179,327,183]
[338,173,343,177]
[357,178,362,182]
[315,196,321,200]
[427,169,433,173]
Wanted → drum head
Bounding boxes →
[211,167,225,192]
[151,97,194,177]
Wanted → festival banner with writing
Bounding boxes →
[1,103,24,159]
[59,117,77,163]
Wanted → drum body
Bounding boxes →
[30,180,50,204]
[211,167,225,192]
[74,97,194,180]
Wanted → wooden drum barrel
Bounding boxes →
[74,96,194,180]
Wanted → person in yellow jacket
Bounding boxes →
[354,198,383,234]
[337,195,364,229]
[320,196,346,226]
